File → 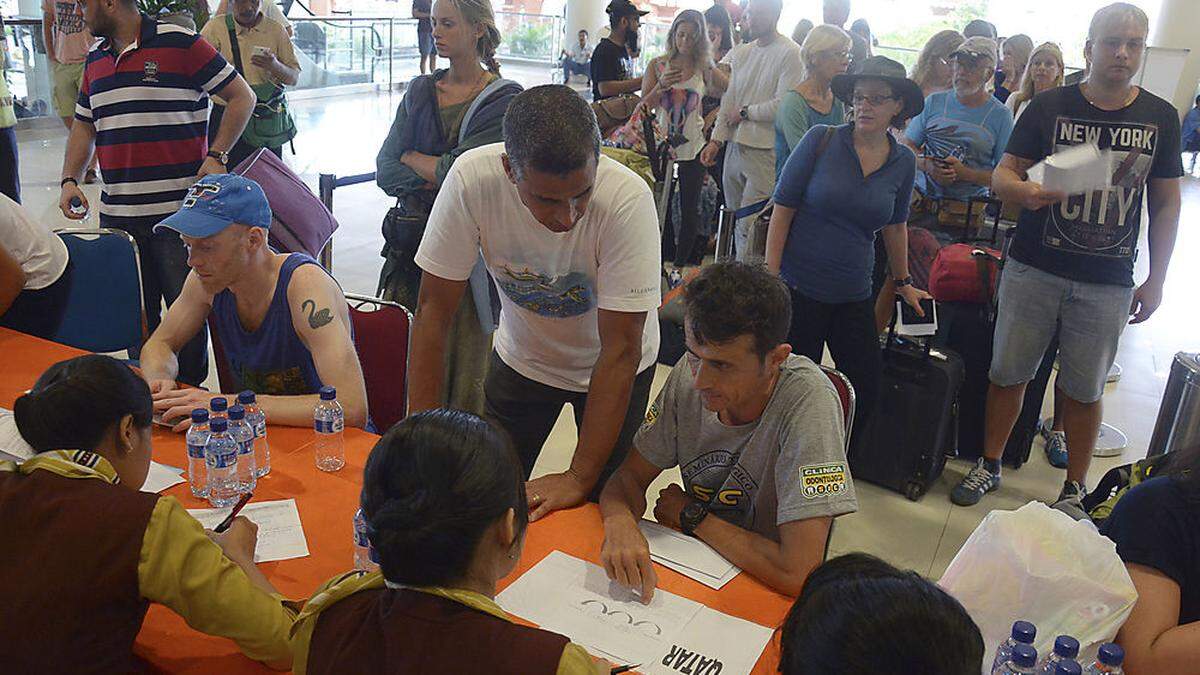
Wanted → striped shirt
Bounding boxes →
[76,15,237,232]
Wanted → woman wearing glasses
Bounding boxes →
[775,25,851,177]
[911,30,964,99]
[765,56,927,442]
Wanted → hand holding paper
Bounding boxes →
[1026,143,1112,198]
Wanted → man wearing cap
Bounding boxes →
[902,35,1013,223]
[590,0,647,101]
[699,0,803,263]
[138,175,369,431]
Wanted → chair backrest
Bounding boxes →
[51,228,145,353]
[346,293,412,434]
[818,365,856,453]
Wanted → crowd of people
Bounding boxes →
[0,0,1195,672]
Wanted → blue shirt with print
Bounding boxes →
[773,124,916,304]
[905,89,1013,200]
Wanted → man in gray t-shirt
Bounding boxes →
[600,262,858,601]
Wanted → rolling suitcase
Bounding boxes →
[851,326,965,501]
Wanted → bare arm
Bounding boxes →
[639,58,662,109]
[598,78,642,98]
[880,223,910,280]
[60,117,96,183]
[765,204,796,274]
[706,63,729,96]
[0,243,24,315]
[406,271,468,413]
[255,52,299,87]
[1131,177,1181,323]
[599,449,664,601]
[142,272,215,389]
[1116,563,1200,675]
[42,9,56,64]
[694,515,830,597]
[401,151,441,185]
[208,74,255,156]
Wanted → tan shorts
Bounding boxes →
[51,61,85,119]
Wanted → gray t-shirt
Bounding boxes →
[635,354,858,542]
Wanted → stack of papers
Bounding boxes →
[498,551,774,674]
[141,461,186,494]
[1027,143,1113,196]
[639,520,740,590]
[0,407,33,463]
[187,498,310,562]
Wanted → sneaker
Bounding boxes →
[1052,480,1089,518]
[1039,417,1054,442]
[1044,431,1068,469]
[666,268,684,290]
[951,459,1002,506]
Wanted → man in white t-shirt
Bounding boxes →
[0,194,72,339]
[410,85,661,521]
[700,0,802,263]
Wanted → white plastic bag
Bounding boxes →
[938,502,1137,673]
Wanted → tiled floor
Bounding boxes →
[15,62,1200,580]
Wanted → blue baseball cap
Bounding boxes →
[155,174,272,238]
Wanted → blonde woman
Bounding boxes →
[1006,42,1064,122]
[375,0,522,414]
[642,9,721,269]
[911,30,964,99]
[775,24,851,177]
[994,33,1033,103]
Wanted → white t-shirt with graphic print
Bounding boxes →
[415,143,661,392]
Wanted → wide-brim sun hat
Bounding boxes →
[831,55,925,121]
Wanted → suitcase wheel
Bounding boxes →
[904,481,925,502]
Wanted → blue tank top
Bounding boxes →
[210,253,326,396]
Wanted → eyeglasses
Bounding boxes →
[822,49,851,60]
[852,94,899,107]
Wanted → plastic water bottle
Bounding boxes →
[210,396,228,423]
[993,621,1038,673]
[185,408,210,498]
[1037,636,1081,675]
[994,644,1039,675]
[238,390,270,478]
[68,196,88,218]
[205,418,240,507]
[353,508,379,572]
[227,405,257,493]
[1053,661,1082,675]
[314,385,345,472]
[1084,644,1125,675]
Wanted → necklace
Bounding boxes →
[1081,82,1137,110]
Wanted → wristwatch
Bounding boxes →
[894,276,914,288]
[679,499,709,537]
[738,106,749,121]
[206,149,229,166]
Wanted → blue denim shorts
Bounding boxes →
[989,259,1135,403]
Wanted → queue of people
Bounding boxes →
[0,0,1194,673]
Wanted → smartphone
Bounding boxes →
[896,297,937,337]
[252,45,271,57]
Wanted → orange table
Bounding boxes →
[0,328,790,673]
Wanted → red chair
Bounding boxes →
[207,293,412,434]
[818,365,856,452]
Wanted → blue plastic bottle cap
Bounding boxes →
[1012,620,1037,643]
[211,418,228,433]
[69,196,82,208]
[1054,661,1082,675]
[228,405,245,420]
[211,397,228,412]
[238,390,256,404]
[1054,635,1080,659]
[319,385,337,400]
[1098,643,1124,666]
[1011,644,1037,668]
[191,408,209,423]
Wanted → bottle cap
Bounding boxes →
[1012,644,1037,668]
[210,418,228,433]
[190,408,209,423]
[228,405,245,420]
[1054,635,1079,659]
[319,385,337,401]
[1012,620,1037,643]
[210,397,228,412]
[238,390,256,404]
[1054,661,1082,675]
[1098,643,1124,666]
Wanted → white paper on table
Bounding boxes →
[643,606,775,675]
[140,461,185,494]
[496,551,704,666]
[1028,143,1112,196]
[639,520,740,589]
[0,408,34,462]
[187,498,310,562]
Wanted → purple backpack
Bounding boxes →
[234,149,338,259]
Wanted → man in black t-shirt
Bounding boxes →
[591,0,647,101]
[413,0,435,74]
[950,3,1183,510]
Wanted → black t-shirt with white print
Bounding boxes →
[1006,84,1183,287]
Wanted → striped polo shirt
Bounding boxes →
[75,15,237,232]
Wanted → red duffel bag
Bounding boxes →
[928,243,1001,304]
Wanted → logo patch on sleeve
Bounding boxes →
[641,402,660,429]
[800,462,847,499]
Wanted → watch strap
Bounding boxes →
[894,276,914,288]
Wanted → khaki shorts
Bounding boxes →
[51,61,85,119]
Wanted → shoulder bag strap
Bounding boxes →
[225,14,245,76]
